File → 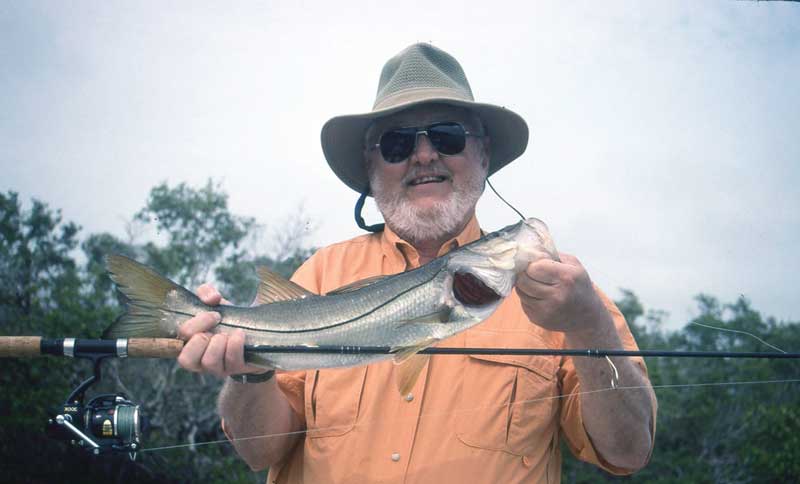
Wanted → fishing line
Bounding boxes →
[137,377,800,453]
[688,321,786,353]
[486,177,526,221]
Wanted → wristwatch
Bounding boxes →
[229,370,275,384]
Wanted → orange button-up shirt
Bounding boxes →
[266,216,654,484]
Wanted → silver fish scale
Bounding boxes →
[214,258,460,369]
[250,276,456,370]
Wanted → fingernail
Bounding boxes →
[209,312,221,322]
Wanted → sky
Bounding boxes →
[2,1,799,330]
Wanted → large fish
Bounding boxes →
[104,217,559,393]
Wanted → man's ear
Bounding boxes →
[480,136,491,169]
[364,151,374,179]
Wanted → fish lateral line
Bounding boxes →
[217,270,442,334]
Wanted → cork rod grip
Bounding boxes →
[127,338,184,358]
[0,337,42,357]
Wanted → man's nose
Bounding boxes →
[410,133,438,165]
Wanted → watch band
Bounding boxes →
[229,370,275,384]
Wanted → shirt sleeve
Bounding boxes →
[558,287,658,475]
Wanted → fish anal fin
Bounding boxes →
[395,354,430,396]
[256,267,313,304]
[326,275,392,295]
[392,337,439,395]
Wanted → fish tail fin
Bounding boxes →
[102,254,209,339]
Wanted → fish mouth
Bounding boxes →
[407,174,450,186]
[452,271,501,307]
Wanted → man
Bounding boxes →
[177,43,657,483]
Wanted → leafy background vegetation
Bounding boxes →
[0,182,797,483]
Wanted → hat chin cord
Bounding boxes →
[355,178,526,233]
[355,186,385,233]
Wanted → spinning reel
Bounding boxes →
[42,339,148,460]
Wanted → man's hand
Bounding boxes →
[515,252,609,334]
[176,283,264,378]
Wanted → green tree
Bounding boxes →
[0,182,314,483]
[134,180,255,288]
[561,292,800,484]
[0,192,158,482]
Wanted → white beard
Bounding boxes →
[370,162,487,246]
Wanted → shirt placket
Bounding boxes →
[392,361,429,483]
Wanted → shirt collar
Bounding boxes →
[380,215,482,270]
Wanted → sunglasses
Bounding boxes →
[372,122,483,164]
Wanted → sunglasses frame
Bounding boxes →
[370,121,484,164]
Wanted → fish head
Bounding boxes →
[440,217,560,322]
[512,217,560,268]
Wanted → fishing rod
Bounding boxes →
[2,335,798,459]
[4,337,798,360]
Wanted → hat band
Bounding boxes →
[373,87,475,111]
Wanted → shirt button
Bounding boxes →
[405,393,414,402]
[391,453,401,462]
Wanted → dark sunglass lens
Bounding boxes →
[428,123,466,155]
[380,129,416,163]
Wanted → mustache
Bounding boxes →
[402,164,453,185]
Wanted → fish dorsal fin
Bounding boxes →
[255,267,313,304]
[391,337,438,395]
[326,275,391,295]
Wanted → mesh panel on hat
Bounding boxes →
[375,44,474,104]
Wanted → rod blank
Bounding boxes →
[0,337,797,359]
[244,344,800,359]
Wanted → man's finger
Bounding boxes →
[196,284,222,305]
[201,334,228,377]
[224,330,248,375]
[556,252,583,268]
[177,333,211,372]
[524,259,563,285]
[177,311,221,340]
[224,330,269,375]
[516,274,556,300]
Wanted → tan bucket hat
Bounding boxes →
[321,43,529,194]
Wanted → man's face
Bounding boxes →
[365,104,490,244]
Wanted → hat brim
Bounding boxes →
[321,98,529,194]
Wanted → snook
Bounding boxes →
[104,218,559,393]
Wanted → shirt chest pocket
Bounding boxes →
[456,330,558,457]
[305,366,367,438]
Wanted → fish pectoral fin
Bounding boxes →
[256,267,314,304]
[326,275,393,295]
[394,308,452,329]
